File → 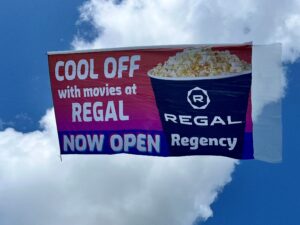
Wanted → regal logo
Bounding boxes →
[187,87,210,109]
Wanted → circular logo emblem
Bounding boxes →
[187,87,210,109]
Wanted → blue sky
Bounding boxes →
[0,0,300,225]
[0,0,83,131]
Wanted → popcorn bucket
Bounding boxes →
[148,48,252,159]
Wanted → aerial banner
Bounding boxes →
[48,44,281,161]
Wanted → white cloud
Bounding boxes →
[73,0,300,62]
[0,109,237,225]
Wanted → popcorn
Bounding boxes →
[148,47,251,77]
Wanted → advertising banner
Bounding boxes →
[48,44,255,159]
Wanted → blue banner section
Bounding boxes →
[59,130,169,156]
[59,130,253,159]
[242,133,254,159]
[59,129,253,159]
[150,73,253,159]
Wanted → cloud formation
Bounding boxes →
[73,0,300,61]
[0,109,236,225]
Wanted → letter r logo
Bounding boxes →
[193,95,204,103]
[187,87,210,109]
